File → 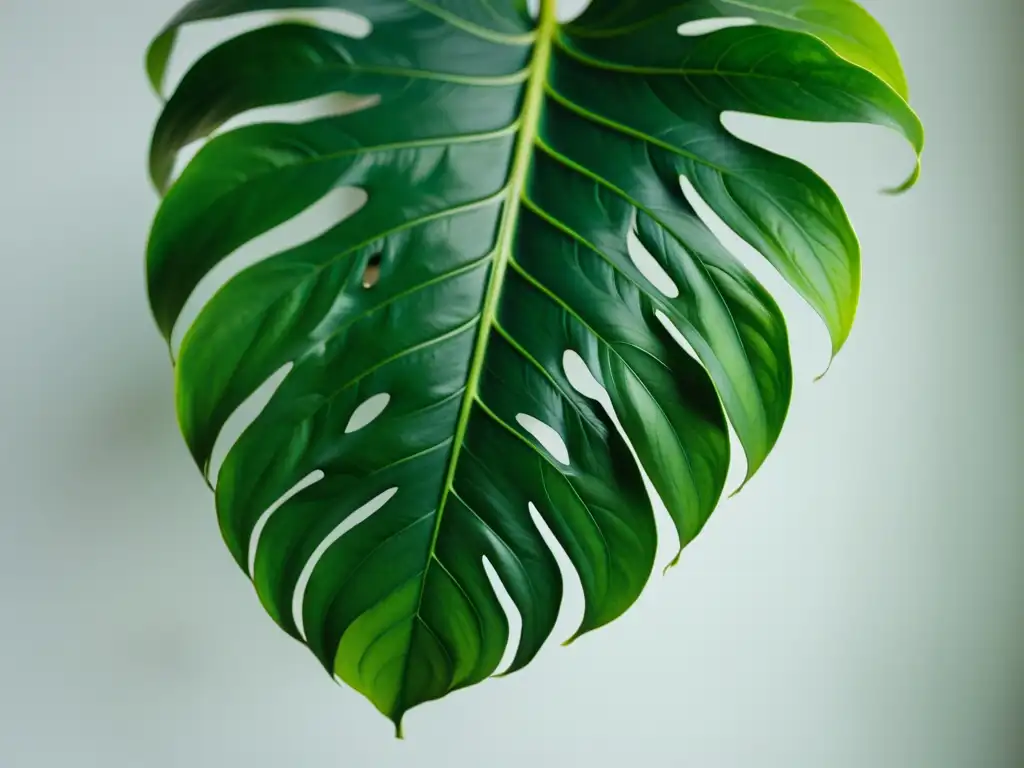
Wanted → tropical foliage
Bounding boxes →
[145,0,921,734]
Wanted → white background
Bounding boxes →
[0,0,1021,765]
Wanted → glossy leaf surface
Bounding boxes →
[145,0,921,733]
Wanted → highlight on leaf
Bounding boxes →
[144,0,922,735]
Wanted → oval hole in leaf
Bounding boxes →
[292,486,399,640]
[362,253,383,289]
[515,414,570,466]
[628,223,679,298]
[345,393,390,434]
[677,17,756,37]
[248,470,325,578]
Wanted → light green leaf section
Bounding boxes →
[714,0,911,98]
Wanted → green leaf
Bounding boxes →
[145,0,922,734]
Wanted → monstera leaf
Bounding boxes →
[145,0,922,734]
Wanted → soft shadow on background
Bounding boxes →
[0,0,1021,765]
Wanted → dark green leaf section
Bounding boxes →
[146,0,536,98]
[146,0,921,733]
[149,22,531,191]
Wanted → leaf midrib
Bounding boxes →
[392,0,558,725]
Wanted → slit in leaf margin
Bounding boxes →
[248,470,327,578]
[654,310,750,495]
[482,556,522,677]
[561,350,683,571]
[677,174,836,380]
[207,363,293,483]
[149,9,373,98]
[291,486,400,640]
[169,186,370,357]
[526,501,587,649]
[166,93,382,190]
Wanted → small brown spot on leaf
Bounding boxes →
[362,253,382,289]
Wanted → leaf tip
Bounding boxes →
[149,150,175,197]
[728,468,757,498]
[883,156,922,195]
[145,30,177,101]
[813,355,835,383]
[562,620,596,647]
[661,550,682,576]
